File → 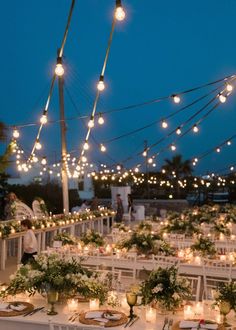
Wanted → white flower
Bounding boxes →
[152,284,163,294]
[172,292,180,300]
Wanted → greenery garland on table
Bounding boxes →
[163,218,201,236]
[80,229,105,247]
[140,266,191,311]
[190,236,216,257]
[113,223,129,232]
[211,223,231,237]
[53,232,77,245]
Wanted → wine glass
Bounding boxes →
[219,301,231,327]
[47,290,59,315]
[126,291,137,320]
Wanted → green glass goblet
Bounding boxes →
[47,290,59,315]
[126,291,137,320]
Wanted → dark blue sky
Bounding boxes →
[1,0,236,175]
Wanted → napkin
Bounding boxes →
[104,312,122,320]
[179,321,199,328]
[93,318,109,323]
[9,304,26,311]
[85,311,103,319]
[0,303,11,311]
[200,324,218,330]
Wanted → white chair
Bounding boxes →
[15,201,34,219]
[153,255,180,268]
[49,324,103,330]
[179,274,201,302]
[202,258,232,299]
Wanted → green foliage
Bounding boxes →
[215,281,236,310]
[80,229,105,247]
[190,236,216,257]
[53,232,77,245]
[140,266,191,310]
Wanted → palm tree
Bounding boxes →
[162,154,193,198]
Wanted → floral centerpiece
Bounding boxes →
[113,223,129,232]
[163,218,201,236]
[140,266,191,311]
[0,253,112,304]
[190,236,216,257]
[80,229,105,247]
[116,231,161,255]
[211,223,231,238]
[214,281,236,311]
[53,232,77,245]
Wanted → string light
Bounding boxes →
[35,139,42,150]
[171,144,176,151]
[81,156,87,163]
[115,0,126,21]
[55,57,64,76]
[230,166,234,171]
[161,120,168,128]
[142,150,147,157]
[218,93,227,103]
[192,124,199,133]
[98,113,105,125]
[172,94,181,104]
[226,83,233,92]
[216,147,221,153]
[227,140,231,146]
[100,144,106,152]
[13,129,20,139]
[97,75,105,91]
[40,113,48,124]
[41,157,47,165]
[176,127,182,135]
[83,141,89,150]
[88,116,94,128]
[148,158,153,164]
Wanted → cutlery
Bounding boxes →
[124,316,134,328]
[23,307,44,317]
[168,318,173,330]
[129,316,139,327]
[162,317,169,330]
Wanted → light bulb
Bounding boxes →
[134,167,139,173]
[35,139,42,150]
[98,114,104,125]
[227,140,231,146]
[176,127,181,135]
[115,0,126,21]
[172,94,181,104]
[171,144,176,151]
[226,83,233,92]
[161,120,168,128]
[32,155,38,163]
[13,129,20,139]
[219,94,227,103]
[40,114,48,124]
[192,125,199,133]
[194,158,198,162]
[88,118,94,128]
[230,166,234,171]
[55,57,64,76]
[41,157,47,165]
[83,141,89,150]
[142,150,147,157]
[116,165,121,170]
[148,158,153,164]
[81,156,87,163]
[100,144,106,152]
[216,148,221,153]
[97,76,105,91]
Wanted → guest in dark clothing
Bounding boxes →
[128,193,135,221]
[114,194,124,223]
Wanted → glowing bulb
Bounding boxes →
[194,158,198,162]
[83,141,89,150]
[176,127,181,135]
[13,129,20,139]
[219,94,226,103]
[161,120,168,128]
[32,155,38,163]
[35,139,42,150]
[55,57,64,76]
[226,83,233,92]
[116,165,121,171]
[98,114,104,125]
[171,144,176,151]
[142,150,147,157]
[97,76,105,91]
[41,157,47,165]
[115,0,126,21]
[230,166,234,171]
[100,144,106,152]
[81,156,87,163]
[40,114,47,124]
[134,167,139,173]
[216,147,221,153]
[88,118,94,128]
[172,94,181,104]
[192,125,199,133]
[227,140,231,146]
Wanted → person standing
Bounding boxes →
[115,194,124,223]
[21,219,38,265]
[128,193,135,221]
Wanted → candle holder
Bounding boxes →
[47,290,58,315]
[126,292,137,319]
